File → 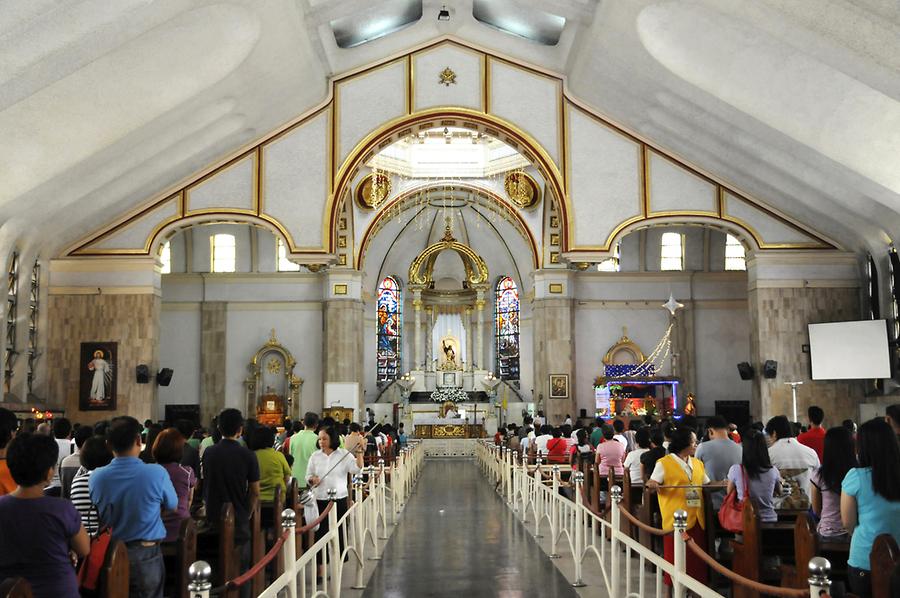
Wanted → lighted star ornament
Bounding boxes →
[662,293,684,316]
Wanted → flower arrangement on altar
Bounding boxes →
[429,387,467,403]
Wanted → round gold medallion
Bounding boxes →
[355,172,392,209]
[503,170,540,209]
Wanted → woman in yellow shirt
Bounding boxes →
[646,426,713,585]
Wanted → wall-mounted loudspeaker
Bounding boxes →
[737,362,754,380]
[136,364,150,384]
[763,360,778,379]
[157,368,174,386]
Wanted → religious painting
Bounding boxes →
[495,276,520,380]
[80,342,117,411]
[549,374,568,399]
[376,276,402,381]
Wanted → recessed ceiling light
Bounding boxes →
[438,5,450,21]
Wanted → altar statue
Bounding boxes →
[683,393,697,416]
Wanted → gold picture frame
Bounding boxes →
[333,283,348,295]
[548,283,563,294]
[549,374,569,399]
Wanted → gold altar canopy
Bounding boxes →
[244,330,303,425]
[408,224,488,287]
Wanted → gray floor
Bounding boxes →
[362,460,579,598]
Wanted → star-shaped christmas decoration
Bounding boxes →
[662,293,684,316]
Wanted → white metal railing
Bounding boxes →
[186,440,424,598]
[476,441,832,598]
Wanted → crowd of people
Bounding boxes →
[0,408,404,598]
[494,405,900,596]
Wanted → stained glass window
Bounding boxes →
[495,276,520,380]
[376,276,402,382]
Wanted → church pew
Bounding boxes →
[267,486,285,579]
[196,503,238,588]
[250,496,265,597]
[99,540,129,598]
[871,533,900,598]
[780,513,849,589]
[0,578,32,598]
[162,517,197,598]
[730,501,796,598]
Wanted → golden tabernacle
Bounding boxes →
[414,424,485,439]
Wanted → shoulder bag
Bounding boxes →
[717,465,748,533]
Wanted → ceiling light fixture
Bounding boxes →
[438,5,450,21]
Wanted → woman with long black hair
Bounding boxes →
[810,426,856,540]
[841,418,900,597]
[725,430,781,523]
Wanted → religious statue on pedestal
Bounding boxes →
[438,334,461,371]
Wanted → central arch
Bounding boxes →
[326,107,569,255]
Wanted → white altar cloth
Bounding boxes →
[412,415,467,425]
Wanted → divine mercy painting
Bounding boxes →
[80,342,117,411]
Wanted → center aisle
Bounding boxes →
[362,459,579,598]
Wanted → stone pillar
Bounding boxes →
[200,302,227,426]
[747,251,864,423]
[413,289,423,369]
[46,258,161,425]
[323,270,364,413]
[531,271,575,425]
[475,288,487,369]
[464,307,474,371]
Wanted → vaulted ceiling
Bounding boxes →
[2,0,898,260]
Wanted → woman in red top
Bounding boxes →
[546,428,569,464]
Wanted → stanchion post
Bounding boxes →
[534,457,543,538]
[673,510,688,598]
[808,556,832,597]
[351,476,367,589]
[281,509,297,598]
[572,471,586,587]
[187,561,212,598]
[549,465,561,558]
[610,485,623,596]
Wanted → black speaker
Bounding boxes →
[763,360,778,379]
[579,409,587,419]
[157,368,174,386]
[136,364,151,384]
[737,362,754,380]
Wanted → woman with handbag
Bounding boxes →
[646,427,714,585]
[724,430,781,526]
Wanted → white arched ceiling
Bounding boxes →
[3,0,898,262]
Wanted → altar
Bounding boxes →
[413,423,485,439]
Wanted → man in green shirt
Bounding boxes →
[290,412,320,490]
[590,419,604,447]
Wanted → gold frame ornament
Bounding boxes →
[439,67,457,86]
[602,328,646,366]
[503,170,540,208]
[355,172,392,209]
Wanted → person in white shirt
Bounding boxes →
[612,419,628,447]
[306,425,364,580]
[765,415,819,507]
[533,411,545,429]
[623,428,651,484]
[533,425,553,458]
[564,415,573,427]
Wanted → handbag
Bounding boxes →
[77,504,112,593]
[300,490,320,532]
[717,465,748,533]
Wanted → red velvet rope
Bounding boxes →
[225,533,288,589]
[296,499,335,536]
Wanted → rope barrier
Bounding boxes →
[225,533,288,589]
[681,533,810,597]
[296,500,335,536]
[616,502,670,537]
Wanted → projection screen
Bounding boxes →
[808,320,891,380]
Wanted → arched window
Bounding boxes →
[725,234,746,271]
[277,238,300,272]
[376,276,402,382]
[598,243,620,272]
[660,232,683,271]
[210,234,236,273]
[5,252,18,395]
[495,276,520,380]
[160,241,172,274]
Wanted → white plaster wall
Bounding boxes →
[93,196,179,250]
[693,304,752,410]
[337,60,407,164]
[187,154,254,212]
[158,305,201,419]
[724,193,816,245]
[649,152,717,214]
[413,44,483,112]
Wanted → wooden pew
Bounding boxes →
[268,486,285,579]
[196,503,237,588]
[0,578,32,598]
[871,533,900,598]
[249,496,264,598]
[730,501,796,598]
[162,517,197,598]
[99,540,129,598]
[780,513,849,589]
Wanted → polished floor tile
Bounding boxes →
[362,460,579,598]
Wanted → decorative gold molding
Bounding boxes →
[408,225,489,286]
[548,283,563,294]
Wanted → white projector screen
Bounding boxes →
[808,320,891,380]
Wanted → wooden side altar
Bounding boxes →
[414,423,485,439]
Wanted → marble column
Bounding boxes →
[413,289,423,369]
[323,270,364,412]
[531,271,575,426]
[424,306,434,371]
[475,289,487,369]
[747,251,863,422]
[464,307,474,371]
